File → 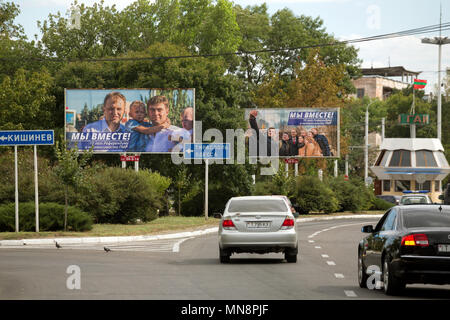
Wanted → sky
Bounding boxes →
[12,0,450,93]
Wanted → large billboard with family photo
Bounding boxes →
[65,89,195,153]
[244,108,340,158]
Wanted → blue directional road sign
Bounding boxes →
[184,143,231,160]
[0,130,54,146]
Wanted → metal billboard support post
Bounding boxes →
[14,145,19,233]
[334,159,338,177]
[205,159,209,220]
[34,145,39,232]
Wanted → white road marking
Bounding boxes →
[307,221,373,239]
[326,261,336,266]
[308,240,315,243]
[172,237,193,252]
[315,246,322,249]
[321,254,329,258]
[344,290,357,297]
[334,273,345,279]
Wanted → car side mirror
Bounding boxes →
[361,225,374,233]
[293,212,299,218]
[213,213,222,219]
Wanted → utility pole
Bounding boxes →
[421,5,450,141]
[364,103,369,185]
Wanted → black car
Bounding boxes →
[376,195,400,205]
[358,204,450,295]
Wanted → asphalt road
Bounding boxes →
[1,217,450,300]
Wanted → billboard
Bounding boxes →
[244,108,340,158]
[65,89,195,153]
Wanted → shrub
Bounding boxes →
[0,150,53,205]
[370,196,395,211]
[326,177,371,212]
[76,168,171,224]
[179,182,204,217]
[293,176,339,214]
[0,202,92,232]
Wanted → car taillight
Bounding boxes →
[222,219,236,230]
[401,234,429,247]
[281,216,295,229]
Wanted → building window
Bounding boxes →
[375,150,390,167]
[383,180,391,192]
[389,150,411,167]
[415,180,431,191]
[416,150,437,167]
[435,152,449,167]
[435,180,440,192]
[356,88,365,99]
[395,180,411,192]
[375,150,385,166]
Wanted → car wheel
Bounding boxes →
[383,259,405,295]
[219,248,230,263]
[358,252,368,288]
[285,250,297,263]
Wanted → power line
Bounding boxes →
[1,22,449,63]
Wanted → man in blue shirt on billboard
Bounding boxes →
[82,91,127,134]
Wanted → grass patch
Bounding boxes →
[0,216,220,240]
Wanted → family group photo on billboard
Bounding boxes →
[65,88,195,153]
[245,108,339,158]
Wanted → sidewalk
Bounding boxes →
[0,214,382,247]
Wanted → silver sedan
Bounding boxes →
[215,196,298,263]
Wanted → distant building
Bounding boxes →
[351,66,421,100]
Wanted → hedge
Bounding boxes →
[0,202,93,232]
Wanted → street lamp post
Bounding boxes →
[421,36,450,142]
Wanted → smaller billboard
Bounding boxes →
[244,108,339,158]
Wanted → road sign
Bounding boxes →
[183,143,231,160]
[284,158,299,164]
[398,114,429,125]
[120,155,140,162]
[0,130,54,146]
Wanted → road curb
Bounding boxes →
[0,214,382,247]
[0,227,219,247]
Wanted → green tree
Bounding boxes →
[233,4,271,87]
[0,68,57,130]
[54,140,92,231]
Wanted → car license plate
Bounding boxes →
[438,244,450,253]
[247,221,271,229]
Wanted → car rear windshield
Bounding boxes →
[228,199,288,213]
[401,196,429,204]
[403,210,450,228]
